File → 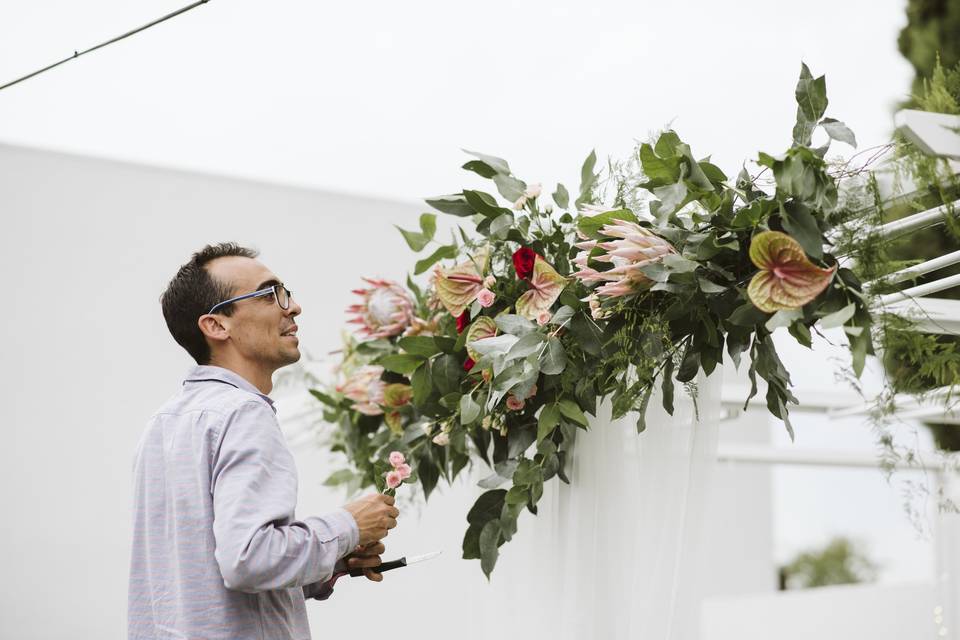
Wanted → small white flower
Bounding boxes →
[432,432,450,446]
[524,183,542,199]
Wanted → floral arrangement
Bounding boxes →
[311,63,878,577]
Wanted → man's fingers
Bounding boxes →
[387,506,400,518]
[380,495,395,506]
[384,517,397,530]
[364,569,383,582]
[347,555,382,569]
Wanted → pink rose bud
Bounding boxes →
[513,195,527,210]
[506,395,525,411]
[482,369,493,384]
[537,310,552,326]
[396,463,412,480]
[524,183,542,199]
[477,288,496,308]
[484,275,496,288]
[432,432,450,446]
[388,451,405,468]
[385,470,402,489]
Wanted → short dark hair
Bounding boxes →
[161,242,259,365]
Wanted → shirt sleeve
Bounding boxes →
[302,558,348,601]
[210,400,360,594]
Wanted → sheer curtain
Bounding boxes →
[465,368,722,640]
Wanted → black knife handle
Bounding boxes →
[348,557,406,577]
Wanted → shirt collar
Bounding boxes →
[183,365,276,412]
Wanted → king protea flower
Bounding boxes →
[347,278,415,338]
[572,219,676,298]
[336,365,386,415]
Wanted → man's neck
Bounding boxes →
[208,356,274,395]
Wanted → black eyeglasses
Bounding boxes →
[208,283,293,315]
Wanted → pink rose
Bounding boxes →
[537,310,552,326]
[388,451,405,468]
[506,395,525,411]
[477,288,496,308]
[385,470,402,489]
[396,463,412,480]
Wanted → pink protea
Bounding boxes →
[336,365,386,415]
[385,470,402,489]
[572,219,676,299]
[389,451,406,467]
[346,278,415,338]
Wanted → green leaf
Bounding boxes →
[780,202,823,260]
[676,346,700,383]
[467,489,507,524]
[662,358,675,416]
[820,303,856,329]
[462,522,482,559]
[462,160,498,178]
[479,520,502,578]
[410,360,432,406]
[308,389,339,408]
[539,337,567,375]
[576,149,599,207]
[414,245,457,275]
[395,225,430,252]
[489,212,515,239]
[569,313,603,355]
[460,393,481,425]
[792,62,828,146]
[495,314,538,336]
[462,149,511,175]
[463,190,505,218]
[557,398,588,426]
[537,403,561,443]
[506,332,545,361]
[576,208,639,239]
[398,336,442,358]
[322,469,354,486]
[639,142,681,186]
[819,118,857,148]
[377,353,425,374]
[553,183,570,209]
[433,354,462,396]
[636,385,654,433]
[765,309,803,332]
[425,194,474,217]
[493,174,526,202]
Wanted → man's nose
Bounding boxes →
[286,299,302,317]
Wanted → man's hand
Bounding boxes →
[346,542,386,582]
[343,493,399,546]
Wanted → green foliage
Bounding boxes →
[780,537,879,590]
[898,0,960,98]
[310,62,892,576]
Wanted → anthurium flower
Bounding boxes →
[747,231,836,313]
[382,383,413,408]
[515,257,569,321]
[434,247,491,317]
[465,315,498,362]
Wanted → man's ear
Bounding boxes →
[198,314,230,344]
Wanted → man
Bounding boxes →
[129,243,399,639]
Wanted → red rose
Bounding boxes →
[513,247,537,280]
[456,310,470,334]
[463,357,476,372]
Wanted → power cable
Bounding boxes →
[0,0,211,92]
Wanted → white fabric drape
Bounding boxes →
[465,368,722,639]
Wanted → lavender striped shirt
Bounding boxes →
[128,365,359,639]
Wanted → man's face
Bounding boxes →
[205,256,302,369]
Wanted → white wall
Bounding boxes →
[0,143,778,639]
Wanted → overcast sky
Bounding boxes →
[0,0,913,202]
[1,0,933,584]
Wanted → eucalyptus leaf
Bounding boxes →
[819,118,857,148]
[820,303,856,329]
[506,332,545,361]
[495,314,538,336]
[553,183,570,209]
[462,149,511,175]
[539,337,567,375]
[414,245,457,275]
[460,393,481,425]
